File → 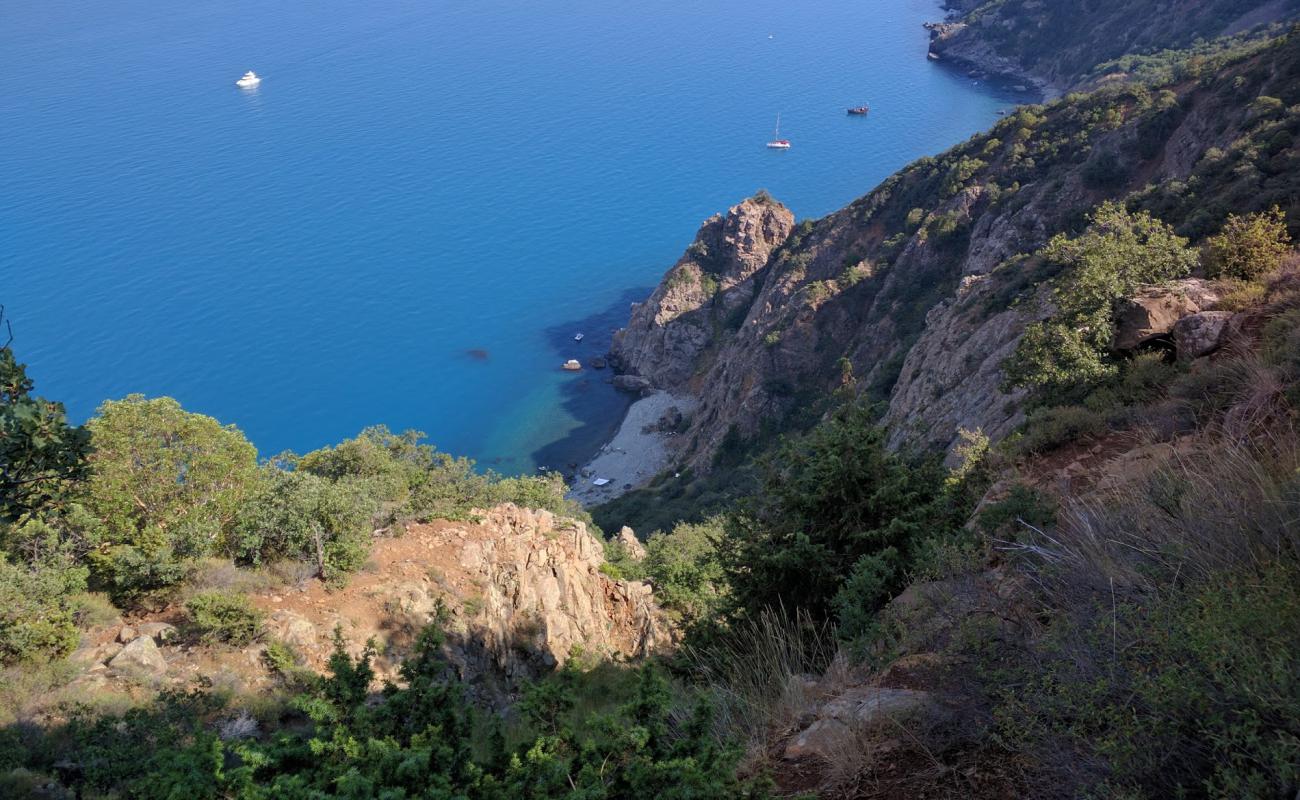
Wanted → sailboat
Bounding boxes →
[766,114,791,149]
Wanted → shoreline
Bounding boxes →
[566,391,697,507]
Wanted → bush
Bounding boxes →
[1204,207,1292,280]
[185,590,263,646]
[721,403,966,642]
[1010,406,1107,456]
[1002,203,1197,402]
[0,557,86,664]
[641,517,728,627]
[229,470,375,582]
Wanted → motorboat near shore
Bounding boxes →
[562,359,582,371]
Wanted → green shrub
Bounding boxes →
[185,590,263,646]
[1002,203,1197,403]
[0,557,86,664]
[993,565,1300,798]
[641,517,728,627]
[1204,207,1292,279]
[1011,406,1107,456]
[229,470,375,582]
[721,403,966,644]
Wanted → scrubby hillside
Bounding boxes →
[602,29,1300,532]
[927,0,1300,94]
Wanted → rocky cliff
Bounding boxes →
[608,33,1300,472]
[926,0,1299,95]
[67,504,668,706]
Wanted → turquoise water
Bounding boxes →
[1,0,1026,472]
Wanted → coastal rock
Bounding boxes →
[1173,310,1233,360]
[611,196,794,390]
[612,375,653,395]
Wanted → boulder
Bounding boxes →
[71,641,122,667]
[1113,280,1219,351]
[267,610,319,652]
[1172,311,1233,360]
[615,526,647,560]
[136,622,179,644]
[783,687,936,761]
[117,626,137,643]
[612,375,654,395]
[783,718,853,761]
[108,635,167,678]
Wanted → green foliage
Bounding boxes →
[1007,405,1107,456]
[81,396,259,573]
[1003,203,1197,402]
[230,470,375,581]
[641,517,728,627]
[0,329,91,525]
[992,565,1300,798]
[6,622,773,799]
[0,556,86,664]
[720,404,974,647]
[184,590,263,646]
[1203,206,1292,279]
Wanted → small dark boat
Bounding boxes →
[847,105,869,115]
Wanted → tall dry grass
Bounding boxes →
[679,606,842,755]
[1013,423,1300,597]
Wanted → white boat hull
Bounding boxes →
[236,78,261,88]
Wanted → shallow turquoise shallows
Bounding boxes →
[1,0,1027,472]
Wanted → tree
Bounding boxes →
[1204,206,1292,280]
[0,314,91,525]
[81,395,258,547]
[79,396,258,600]
[721,404,954,626]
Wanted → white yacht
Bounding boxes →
[236,71,261,88]
[766,113,791,149]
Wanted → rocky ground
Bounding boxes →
[59,505,669,711]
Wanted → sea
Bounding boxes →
[1,0,1030,474]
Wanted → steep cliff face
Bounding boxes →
[609,35,1300,470]
[927,0,1299,94]
[611,197,795,390]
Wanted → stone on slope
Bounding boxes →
[1172,310,1233,360]
[108,635,168,678]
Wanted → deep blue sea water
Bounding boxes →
[1,0,1028,473]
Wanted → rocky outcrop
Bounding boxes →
[614,526,647,560]
[1113,279,1220,351]
[64,505,669,707]
[784,686,939,762]
[611,196,795,390]
[451,505,666,684]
